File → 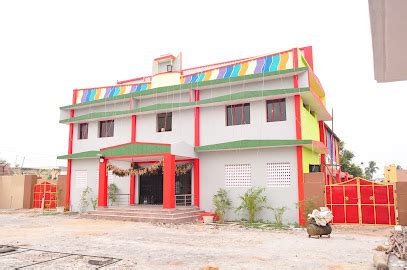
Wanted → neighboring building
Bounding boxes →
[58,47,333,224]
[384,164,407,182]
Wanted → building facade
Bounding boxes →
[58,47,332,225]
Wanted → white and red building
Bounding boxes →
[58,47,336,224]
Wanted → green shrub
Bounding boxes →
[269,206,287,227]
[108,183,119,206]
[79,186,92,212]
[236,187,267,223]
[91,197,98,210]
[212,188,231,222]
[296,197,318,225]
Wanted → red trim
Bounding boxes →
[98,158,108,207]
[163,154,175,209]
[296,146,305,226]
[181,49,293,76]
[294,44,305,225]
[131,115,137,143]
[65,90,77,210]
[106,153,170,160]
[135,159,195,165]
[194,89,200,147]
[117,76,151,85]
[319,121,327,184]
[193,159,200,207]
[100,141,170,151]
[300,46,314,70]
[75,81,150,92]
[65,160,72,210]
[129,162,135,205]
[154,54,176,62]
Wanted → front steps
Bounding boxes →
[83,205,204,224]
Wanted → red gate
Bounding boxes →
[325,177,396,225]
[33,180,58,209]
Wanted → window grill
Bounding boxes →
[267,162,291,187]
[225,164,251,187]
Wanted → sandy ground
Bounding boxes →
[0,210,401,270]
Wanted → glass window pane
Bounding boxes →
[99,121,105,137]
[274,102,280,121]
[280,99,286,121]
[235,104,243,125]
[166,112,172,131]
[243,103,250,124]
[226,106,233,126]
[267,101,272,122]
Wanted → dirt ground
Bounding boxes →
[0,210,403,269]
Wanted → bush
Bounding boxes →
[91,197,98,210]
[296,197,318,225]
[108,183,119,206]
[79,186,92,212]
[212,188,231,222]
[269,206,287,227]
[236,187,267,223]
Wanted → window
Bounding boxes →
[226,103,250,126]
[78,123,88,140]
[225,164,251,187]
[267,162,291,187]
[99,120,114,137]
[75,170,87,189]
[309,164,321,172]
[157,112,172,132]
[267,99,286,122]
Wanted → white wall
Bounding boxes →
[136,92,191,108]
[70,159,131,211]
[74,101,131,117]
[70,159,99,212]
[200,97,296,146]
[199,147,299,224]
[73,117,131,153]
[136,109,195,146]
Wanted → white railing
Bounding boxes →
[175,194,193,207]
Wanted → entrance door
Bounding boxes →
[139,172,163,205]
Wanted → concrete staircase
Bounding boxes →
[83,205,203,224]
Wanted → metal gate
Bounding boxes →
[33,180,57,209]
[325,177,396,225]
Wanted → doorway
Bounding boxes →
[138,169,192,205]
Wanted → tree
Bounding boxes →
[396,165,403,170]
[339,142,364,178]
[0,159,10,175]
[364,161,379,180]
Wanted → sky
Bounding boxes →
[0,0,406,177]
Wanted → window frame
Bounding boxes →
[98,120,114,138]
[156,112,172,132]
[78,123,88,140]
[226,103,250,126]
[266,98,286,122]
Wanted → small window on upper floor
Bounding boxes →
[78,123,88,140]
[226,103,250,126]
[157,112,172,132]
[267,98,286,122]
[99,120,114,138]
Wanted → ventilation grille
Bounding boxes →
[267,162,291,187]
[75,170,87,189]
[225,164,251,187]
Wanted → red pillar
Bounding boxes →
[130,162,136,205]
[194,89,200,147]
[131,115,137,143]
[65,89,77,210]
[193,159,200,207]
[163,154,175,209]
[98,158,108,207]
[319,121,327,184]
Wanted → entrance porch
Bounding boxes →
[97,142,199,210]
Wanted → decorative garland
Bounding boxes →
[107,161,193,177]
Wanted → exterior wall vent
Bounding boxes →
[267,162,291,187]
[225,164,251,187]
